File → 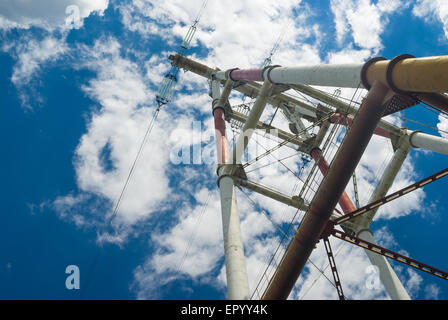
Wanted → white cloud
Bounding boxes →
[132,187,226,298]
[330,0,410,51]
[437,114,448,139]
[413,0,448,39]
[71,38,174,226]
[404,269,423,297]
[10,36,68,86]
[0,1,110,108]
[1,34,68,108]
[327,46,372,64]
[293,238,389,300]
[0,0,109,29]
[119,0,322,70]
[424,283,441,299]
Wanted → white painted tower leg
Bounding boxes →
[356,229,411,300]
[218,175,250,300]
[353,137,412,300]
[212,78,272,299]
[211,78,250,300]
[405,129,448,156]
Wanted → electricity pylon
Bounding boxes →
[171,53,448,300]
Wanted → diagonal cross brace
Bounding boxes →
[331,229,448,281]
[334,167,448,225]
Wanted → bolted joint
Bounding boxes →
[298,138,318,155]
[212,105,226,117]
[227,68,240,81]
[291,196,305,208]
[262,65,282,84]
[216,172,233,188]
[406,129,423,149]
[385,54,416,95]
[216,164,247,187]
[361,57,386,90]
[320,221,335,240]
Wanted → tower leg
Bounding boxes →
[357,229,410,300]
[353,137,411,300]
[219,176,250,300]
[211,79,250,299]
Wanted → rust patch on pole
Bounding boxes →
[365,55,448,93]
[214,108,230,165]
[417,93,448,114]
[310,148,357,214]
[329,113,391,138]
[261,81,390,300]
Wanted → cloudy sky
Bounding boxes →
[1,0,447,300]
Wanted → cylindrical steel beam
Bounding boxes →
[417,93,448,114]
[267,64,363,89]
[233,177,308,211]
[357,229,411,300]
[329,114,391,139]
[219,176,250,300]
[211,79,232,165]
[231,81,272,165]
[290,83,401,137]
[212,79,250,300]
[230,69,264,82]
[171,54,318,118]
[354,136,412,227]
[314,120,331,148]
[216,56,448,93]
[365,56,448,93]
[351,136,411,300]
[215,69,264,82]
[310,148,357,214]
[214,108,230,165]
[261,81,390,300]
[405,129,448,156]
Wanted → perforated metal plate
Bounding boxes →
[382,94,419,117]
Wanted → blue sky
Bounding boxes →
[0,0,448,300]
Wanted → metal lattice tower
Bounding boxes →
[169,53,448,300]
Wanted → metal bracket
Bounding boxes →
[298,135,318,154]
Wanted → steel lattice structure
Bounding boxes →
[168,53,448,300]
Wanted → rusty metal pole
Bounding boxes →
[311,146,411,300]
[310,148,357,214]
[329,114,391,139]
[212,79,232,165]
[262,81,390,300]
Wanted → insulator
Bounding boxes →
[156,67,179,105]
[181,25,197,50]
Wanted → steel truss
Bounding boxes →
[175,52,448,300]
